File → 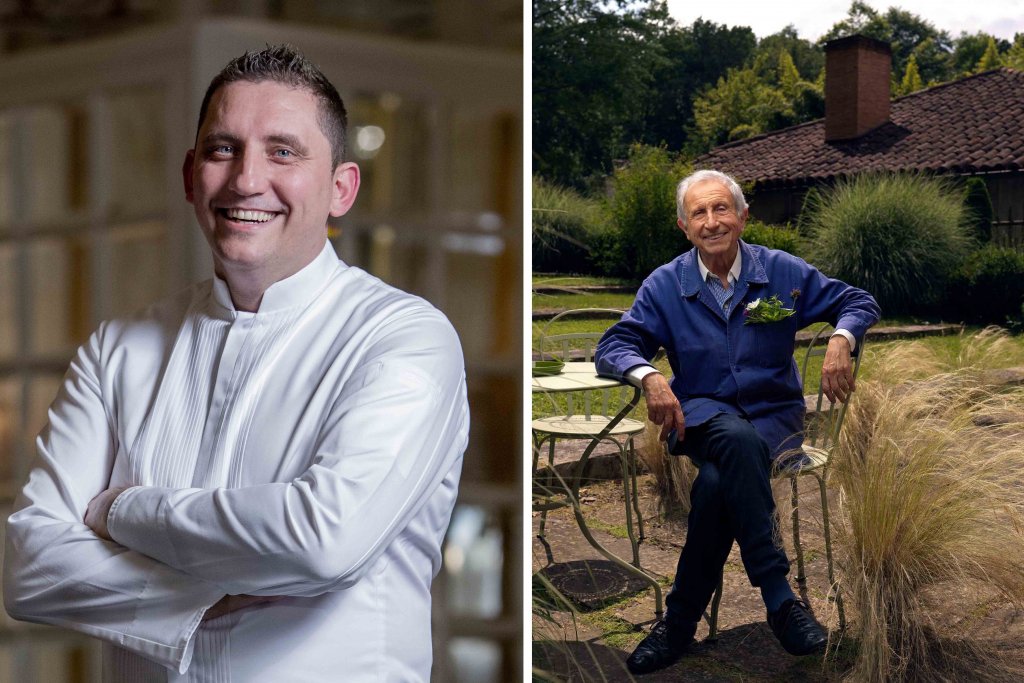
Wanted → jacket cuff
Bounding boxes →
[625,364,659,388]
[831,328,857,353]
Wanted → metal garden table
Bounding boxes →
[531,361,663,618]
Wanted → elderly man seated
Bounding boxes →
[595,169,879,675]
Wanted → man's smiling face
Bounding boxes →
[678,179,747,265]
[184,79,356,286]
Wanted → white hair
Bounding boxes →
[676,169,748,226]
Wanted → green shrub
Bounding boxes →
[949,244,1024,325]
[741,219,802,256]
[727,123,759,142]
[586,224,624,277]
[962,176,994,243]
[791,81,824,120]
[532,176,604,274]
[604,144,692,279]
[804,173,972,315]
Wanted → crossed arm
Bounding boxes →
[83,488,274,621]
[4,313,468,669]
[3,332,224,671]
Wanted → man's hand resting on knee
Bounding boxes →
[641,373,685,441]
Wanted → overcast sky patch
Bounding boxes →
[666,0,1024,42]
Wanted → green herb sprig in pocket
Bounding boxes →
[743,289,800,325]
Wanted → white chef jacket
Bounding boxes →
[3,242,469,682]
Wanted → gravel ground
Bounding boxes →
[532,472,1024,682]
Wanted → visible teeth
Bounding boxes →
[226,209,275,222]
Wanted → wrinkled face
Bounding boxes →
[678,180,747,263]
[184,80,358,285]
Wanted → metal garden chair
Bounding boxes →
[703,323,862,639]
[532,307,648,567]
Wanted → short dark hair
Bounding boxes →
[196,44,348,167]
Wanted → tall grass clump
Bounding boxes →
[864,327,1024,386]
[804,173,972,315]
[831,356,1024,681]
[638,422,696,516]
[532,175,605,274]
[962,176,994,244]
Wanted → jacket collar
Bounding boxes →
[695,249,743,285]
[211,240,341,314]
[679,240,768,297]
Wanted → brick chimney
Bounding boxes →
[824,35,892,141]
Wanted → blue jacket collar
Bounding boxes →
[679,240,768,297]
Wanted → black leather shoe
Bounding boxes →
[626,619,696,675]
[767,599,827,656]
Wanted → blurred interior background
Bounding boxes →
[0,1,522,681]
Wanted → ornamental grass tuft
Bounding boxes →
[639,421,696,517]
[804,173,972,315]
[831,345,1024,682]
[865,326,1024,386]
[532,176,605,275]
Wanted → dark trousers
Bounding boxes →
[665,413,790,627]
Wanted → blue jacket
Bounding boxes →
[595,241,881,457]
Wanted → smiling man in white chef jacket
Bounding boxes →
[3,44,469,682]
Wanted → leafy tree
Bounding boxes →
[756,25,824,81]
[641,19,756,151]
[907,36,955,85]
[532,0,671,189]
[688,37,824,154]
[821,3,955,85]
[790,80,825,121]
[777,50,802,97]
[895,53,924,95]
[975,35,1003,72]
[952,32,1007,74]
[820,0,879,38]
[885,10,954,83]
[1005,34,1024,70]
[533,0,1011,187]
[690,68,790,150]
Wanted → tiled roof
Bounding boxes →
[698,68,1024,188]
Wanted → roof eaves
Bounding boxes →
[890,66,1023,106]
[696,118,824,163]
